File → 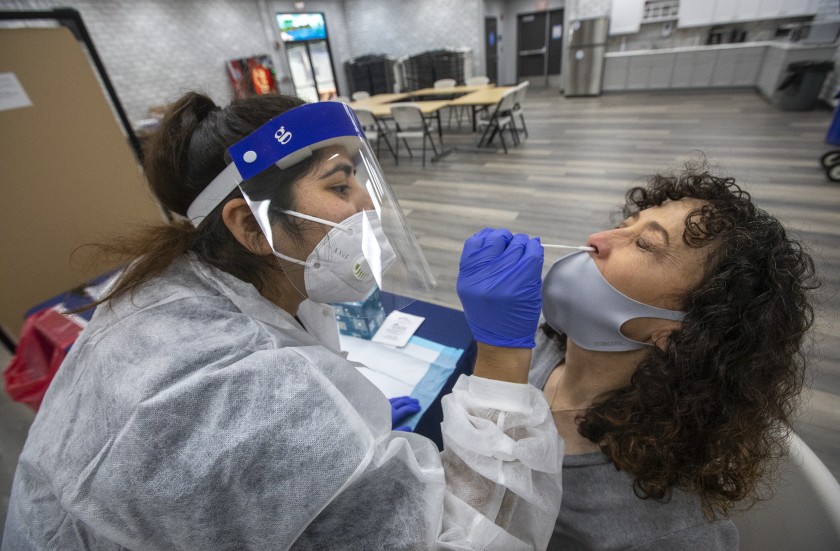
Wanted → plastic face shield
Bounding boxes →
[186,101,436,313]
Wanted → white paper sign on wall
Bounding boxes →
[0,72,33,112]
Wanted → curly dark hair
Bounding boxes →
[546,164,818,518]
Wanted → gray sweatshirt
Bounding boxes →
[529,329,739,551]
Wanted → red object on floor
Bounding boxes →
[3,307,85,410]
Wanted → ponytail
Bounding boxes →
[84,91,307,309]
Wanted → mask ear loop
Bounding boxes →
[268,210,352,306]
[280,209,354,235]
[272,209,353,270]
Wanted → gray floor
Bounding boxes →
[2,87,839,536]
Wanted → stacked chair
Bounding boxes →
[344,54,396,97]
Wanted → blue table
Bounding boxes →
[380,294,476,449]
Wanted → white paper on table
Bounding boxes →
[371,311,425,347]
[354,367,414,398]
[400,341,439,363]
[339,333,434,390]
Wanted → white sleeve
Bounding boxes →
[436,374,564,551]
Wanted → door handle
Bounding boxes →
[519,47,547,56]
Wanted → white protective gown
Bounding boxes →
[3,254,563,551]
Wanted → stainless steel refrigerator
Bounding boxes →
[564,16,609,97]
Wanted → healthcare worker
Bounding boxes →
[3,92,563,550]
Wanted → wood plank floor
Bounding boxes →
[381,87,840,480]
[1,88,838,536]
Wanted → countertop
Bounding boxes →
[605,40,839,57]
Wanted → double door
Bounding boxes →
[517,9,564,84]
[286,40,337,102]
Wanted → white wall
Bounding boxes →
[340,0,483,77]
[0,0,491,123]
[1,0,274,124]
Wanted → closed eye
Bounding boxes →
[636,238,653,251]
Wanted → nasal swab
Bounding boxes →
[542,244,596,252]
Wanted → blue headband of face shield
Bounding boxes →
[186,102,365,226]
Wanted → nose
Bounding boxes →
[358,191,375,212]
[586,229,613,256]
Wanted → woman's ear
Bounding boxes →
[221,198,273,256]
[621,317,683,352]
[650,319,683,352]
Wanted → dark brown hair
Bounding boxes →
[91,91,318,306]
[543,164,818,518]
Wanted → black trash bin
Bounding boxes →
[776,60,835,111]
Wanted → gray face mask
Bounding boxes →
[542,251,686,352]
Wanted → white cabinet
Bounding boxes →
[782,0,819,16]
[649,54,676,88]
[714,0,739,23]
[678,0,718,28]
[690,50,718,86]
[604,53,674,90]
[670,52,695,87]
[731,48,766,86]
[736,0,763,21]
[757,46,786,97]
[626,56,652,89]
[610,0,645,35]
[759,0,785,19]
[712,50,740,86]
[603,56,630,91]
[759,0,818,19]
[626,54,675,90]
[711,47,766,87]
[670,50,719,87]
[681,0,818,27]
[604,44,830,94]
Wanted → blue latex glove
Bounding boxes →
[456,228,544,348]
[389,396,421,432]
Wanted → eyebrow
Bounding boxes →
[644,220,671,245]
[319,161,354,179]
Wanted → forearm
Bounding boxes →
[472,342,532,384]
[437,375,564,550]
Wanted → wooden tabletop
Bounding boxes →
[447,86,517,106]
[347,85,516,118]
[410,84,494,96]
[351,100,451,118]
[348,93,409,109]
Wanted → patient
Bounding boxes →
[533,165,818,550]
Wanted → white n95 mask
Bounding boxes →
[272,209,397,304]
[542,251,686,352]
